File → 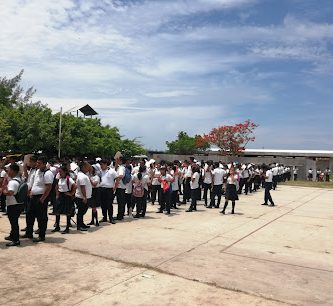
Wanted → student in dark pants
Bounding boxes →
[114,155,127,220]
[1,164,25,247]
[262,166,275,207]
[74,161,93,231]
[156,166,174,214]
[22,156,54,243]
[221,166,239,215]
[186,165,200,212]
[99,160,117,224]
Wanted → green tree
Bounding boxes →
[0,71,146,157]
[0,70,36,108]
[166,131,197,155]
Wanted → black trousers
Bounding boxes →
[159,190,171,213]
[26,195,48,238]
[100,188,114,220]
[125,193,133,212]
[74,198,89,228]
[273,176,278,190]
[0,194,6,211]
[183,178,191,201]
[294,174,298,181]
[210,185,222,207]
[264,182,274,205]
[171,190,178,207]
[115,188,126,219]
[133,196,144,215]
[203,183,211,205]
[151,185,161,204]
[238,178,245,194]
[244,179,250,194]
[7,204,24,241]
[190,188,199,210]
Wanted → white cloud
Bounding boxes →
[1,0,332,150]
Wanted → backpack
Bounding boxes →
[13,178,28,204]
[133,181,144,198]
[122,167,132,185]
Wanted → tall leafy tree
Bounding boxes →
[166,131,197,155]
[202,120,258,155]
[0,70,36,107]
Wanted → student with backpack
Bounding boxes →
[0,163,27,246]
[22,156,54,243]
[52,165,76,234]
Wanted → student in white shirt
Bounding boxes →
[74,161,93,231]
[170,165,180,210]
[157,166,174,214]
[221,167,239,215]
[99,160,118,224]
[293,167,298,181]
[182,158,193,204]
[262,166,275,207]
[202,161,213,207]
[208,162,225,208]
[186,165,200,212]
[53,165,76,234]
[124,163,133,217]
[150,163,161,205]
[23,156,54,243]
[114,155,127,220]
[88,165,101,226]
[0,165,8,212]
[0,164,25,247]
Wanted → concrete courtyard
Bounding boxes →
[0,185,332,306]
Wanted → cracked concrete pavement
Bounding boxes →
[0,185,332,306]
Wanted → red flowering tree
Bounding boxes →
[203,120,258,155]
[195,135,210,151]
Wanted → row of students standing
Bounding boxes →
[0,154,277,247]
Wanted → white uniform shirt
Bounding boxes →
[203,166,212,184]
[75,172,92,199]
[0,169,6,179]
[151,169,161,186]
[116,165,126,189]
[265,170,273,183]
[190,172,200,189]
[171,169,180,191]
[31,169,54,195]
[6,177,21,206]
[58,177,75,193]
[125,175,133,194]
[91,175,101,189]
[27,168,36,190]
[212,168,225,185]
[100,169,118,188]
[185,165,192,178]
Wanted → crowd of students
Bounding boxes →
[0,153,292,247]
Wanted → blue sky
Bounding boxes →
[1,0,333,150]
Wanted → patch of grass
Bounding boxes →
[281,180,333,189]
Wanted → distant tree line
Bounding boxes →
[0,70,146,158]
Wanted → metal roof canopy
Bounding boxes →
[78,104,98,117]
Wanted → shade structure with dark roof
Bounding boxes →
[78,104,98,117]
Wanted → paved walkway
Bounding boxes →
[0,186,332,306]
